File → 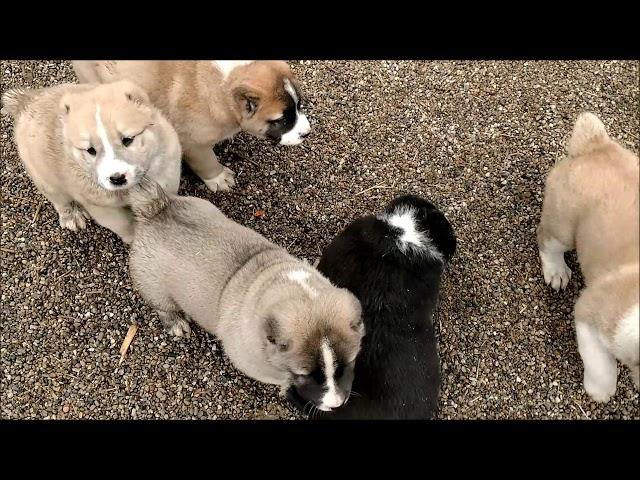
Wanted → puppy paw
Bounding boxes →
[167,317,191,338]
[585,384,615,403]
[59,205,90,232]
[541,255,572,291]
[203,167,236,192]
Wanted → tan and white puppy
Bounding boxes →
[127,178,364,412]
[1,81,181,243]
[537,112,639,402]
[72,60,311,192]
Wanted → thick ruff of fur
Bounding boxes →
[72,61,310,192]
[288,194,456,419]
[1,81,181,243]
[537,112,639,402]
[128,179,364,411]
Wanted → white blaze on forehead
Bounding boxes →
[385,207,424,248]
[287,269,318,298]
[284,78,298,104]
[95,105,136,190]
[279,78,311,146]
[380,206,444,261]
[319,338,343,411]
[213,60,254,79]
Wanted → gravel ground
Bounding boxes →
[1,60,638,420]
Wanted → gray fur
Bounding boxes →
[128,179,364,393]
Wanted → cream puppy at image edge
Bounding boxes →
[1,81,181,243]
[72,60,311,192]
[537,112,639,402]
[127,179,364,411]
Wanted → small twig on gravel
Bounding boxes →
[354,184,392,197]
[30,202,43,225]
[119,324,139,365]
[573,400,588,419]
[0,247,17,254]
[231,149,259,167]
[55,271,72,283]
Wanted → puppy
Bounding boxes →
[127,179,364,411]
[1,80,181,243]
[72,60,311,192]
[288,194,456,419]
[537,112,639,402]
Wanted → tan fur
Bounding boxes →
[537,112,639,401]
[72,60,305,191]
[1,80,181,243]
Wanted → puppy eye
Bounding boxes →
[335,364,344,378]
[122,136,134,147]
[310,368,325,385]
[86,147,96,156]
[268,118,283,125]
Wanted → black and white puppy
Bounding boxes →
[287,194,456,419]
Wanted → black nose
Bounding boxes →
[109,173,127,186]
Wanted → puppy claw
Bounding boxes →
[59,206,89,232]
[204,167,236,192]
[542,260,572,291]
[168,318,191,338]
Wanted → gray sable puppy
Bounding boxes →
[128,179,364,411]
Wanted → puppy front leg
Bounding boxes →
[157,310,191,338]
[183,143,236,192]
[83,204,135,244]
[45,191,90,232]
[537,224,573,291]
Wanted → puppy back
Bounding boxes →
[567,112,611,158]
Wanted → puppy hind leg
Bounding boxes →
[575,320,618,402]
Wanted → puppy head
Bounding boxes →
[221,61,311,146]
[259,270,364,411]
[59,80,168,191]
[381,194,457,262]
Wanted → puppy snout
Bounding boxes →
[109,173,127,186]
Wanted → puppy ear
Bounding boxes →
[58,94,73,117]
[232,85,261,117]
[350,316,365,335]
[264,317,290,352]
[115,80,150,106]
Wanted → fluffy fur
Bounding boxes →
[72,61,310,192]
[288,194,456,419]
[537,112,639,402]
[1,80,181,243]
[127,179,364,411]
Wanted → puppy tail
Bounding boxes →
[567,112,610,158]
[1,87,37,119]
[128,177,172,221]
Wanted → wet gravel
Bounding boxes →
[1,60,638,419]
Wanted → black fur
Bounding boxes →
[288,194,456,419]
